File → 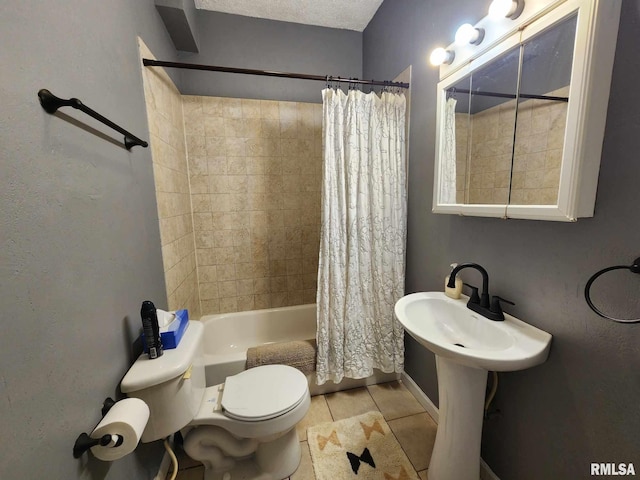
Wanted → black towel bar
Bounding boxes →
[38,89,148,150]
[584,257,640,323]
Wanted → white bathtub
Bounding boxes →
[200,304,398,395]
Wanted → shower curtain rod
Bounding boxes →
[447,87,568,102]
[143,59,410,89]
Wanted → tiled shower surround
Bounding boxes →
[139,40,201,319]
[140,41,321,317]
[182,96,323,315]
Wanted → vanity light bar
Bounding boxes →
[428,0,525,68]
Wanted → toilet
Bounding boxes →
[120,320,310,480]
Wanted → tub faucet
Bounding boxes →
[447,263,513,321]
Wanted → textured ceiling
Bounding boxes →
[194,0,384,32]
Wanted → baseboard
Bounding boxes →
[400,372,501,480]
[400,371,439,422]
[154,451,170,480]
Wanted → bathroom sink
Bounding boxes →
[394,292,552,371]
[395,291,552,480]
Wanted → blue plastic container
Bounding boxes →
[142,309,189,352]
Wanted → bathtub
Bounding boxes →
[200,304,399,395]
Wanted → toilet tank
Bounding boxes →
[121,321,206,442]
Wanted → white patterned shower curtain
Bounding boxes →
[316,88,407,385]
[441,97,458,204]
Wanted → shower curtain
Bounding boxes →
[440,97,458,204]
[316,88,407,385]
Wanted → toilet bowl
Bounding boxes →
[121,321,310,480]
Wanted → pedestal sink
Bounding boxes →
[394,292,552,480]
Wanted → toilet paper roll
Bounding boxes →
[90,398,150,461]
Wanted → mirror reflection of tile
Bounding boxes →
[455,85,569,206]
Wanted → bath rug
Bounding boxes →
[308,411,419,480]
[246,338,316,375]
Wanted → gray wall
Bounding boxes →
[177,11,362,103]
[364,1,640,479]
[1,1,178,478]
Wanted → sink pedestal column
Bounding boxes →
[429,355,488,480]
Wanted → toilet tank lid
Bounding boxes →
[121,321,202,393]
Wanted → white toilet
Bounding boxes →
[121,320,310,480]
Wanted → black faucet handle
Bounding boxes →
[463,283,481,304]
[490,295,515,314]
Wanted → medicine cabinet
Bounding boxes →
[432,0,621,221]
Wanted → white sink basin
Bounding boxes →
[395,291,552,371]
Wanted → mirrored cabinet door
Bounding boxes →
[512,15,576,206]
[467,46,520,205]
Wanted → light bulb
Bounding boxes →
[489,0,523,19]
[430,48,455,66]
[455,24,485,45]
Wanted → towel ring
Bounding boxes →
[584,257,640,323]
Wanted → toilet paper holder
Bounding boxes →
[73,397,123,458]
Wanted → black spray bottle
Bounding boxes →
[141,300,163,359]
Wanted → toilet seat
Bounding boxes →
[221,365,308,422]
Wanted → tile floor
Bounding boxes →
[169,380,437,480]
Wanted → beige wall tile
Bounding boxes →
[202,97,224,116]
[462,92,565,207]
[253,277,271,294]
[222,98,243,118]
[140,40,200,317]
[179,95,322,313]
[254,293,271,309]
[203,116,224,138]
[271,292,288,307]
[219,296,238,313]
[199,282,219,300]
[303,289,317,304]
[260,100,279,119]
[200,299,219,315]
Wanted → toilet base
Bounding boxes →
[184,426,301,480]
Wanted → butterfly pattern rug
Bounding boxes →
[307,411,419,480]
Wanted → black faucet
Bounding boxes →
[447,263,514,321]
